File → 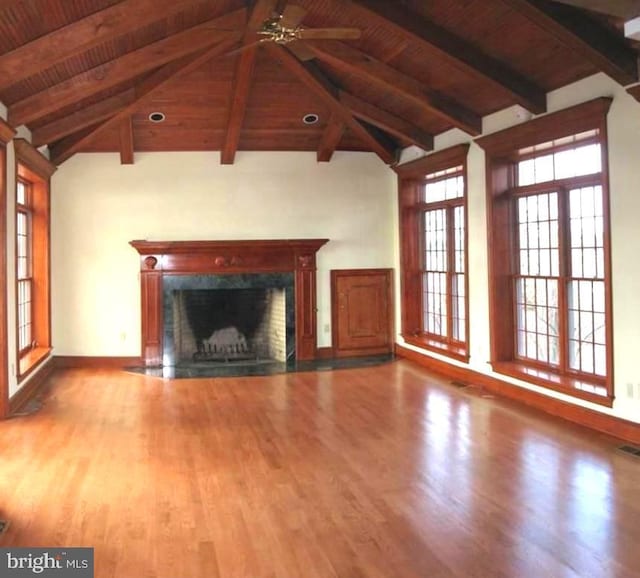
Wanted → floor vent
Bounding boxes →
[618,445,640,457]
[450,381,469,388]
[0,520,9,536]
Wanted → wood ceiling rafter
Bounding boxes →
[627,84,640,102]
[305,40,482,136]
[31,89,136,147]
[0,1,25,12]
[119,116,134,165]
[317,114,345,162]
[49,34,243,165]
[266,43,397,165]
[551,0,640,19]
[339,91,434,151]
[0,0,206,91]
[221,0,277,165]
[346,0,547,115]
[8,7,247,128]
[503,0,639,86]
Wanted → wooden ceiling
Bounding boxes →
[0,0,638,166]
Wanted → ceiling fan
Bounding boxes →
[228,3,361,58]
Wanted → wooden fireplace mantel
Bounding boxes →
[130,239,329,366]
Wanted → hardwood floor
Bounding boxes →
[1,360,639,578]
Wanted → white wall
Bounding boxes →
[51,151,397,356]
[396,73,640,425]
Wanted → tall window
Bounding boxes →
[421,166,466,344]
[478,98,613,405]
[13,139,55,381]
[16,178,33,353]
[398,145,469,361]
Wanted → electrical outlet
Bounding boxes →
[627,383,634,398]
[119,331,127,342]
[323,324,330,333]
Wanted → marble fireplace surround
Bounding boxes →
[130,239,329,367]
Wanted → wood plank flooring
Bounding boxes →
[1,360,639,577]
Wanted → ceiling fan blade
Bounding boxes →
[287,40,316,61]
[297,28,362,40]
[280,4,307,28]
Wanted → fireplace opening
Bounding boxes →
[162,273,295,368]
[174,288,287,363]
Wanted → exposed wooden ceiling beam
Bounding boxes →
[551,0,640,19]
[346,0,547,114]
[627,84,640,101]
[220,0,276,165]
[266,44,397,164]
[0,0,218,91]
[305,40,482,136]
[503,0,639,86]
[49,35,242,165]
[0,1,22,10]
[339,91,434,151]
[8,8,247,128]
[221,47,258,165]
[119,117,134,165]
[317,114,345,162]
[31,89,136,147]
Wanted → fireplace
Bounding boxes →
[163,273,295,367]
[130,239,328,367]
[173,288,287,363]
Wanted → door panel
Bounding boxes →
[331,269,393,357]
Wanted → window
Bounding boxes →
[1,119,15,418]
[477,98,613,405]
[13,139,55,381]
[397,145,470,361]
[16,178,33,354]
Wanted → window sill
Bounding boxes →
[19,347,52,382]
[492,361,613,407]
[403,334,469,363]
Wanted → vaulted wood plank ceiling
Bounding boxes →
[0,0,638,166]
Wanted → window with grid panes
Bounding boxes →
[421,166,466,345]
[397,144,469,361]
[477,98,613,405]
[514,133,607,385]
[13,140,54,381]
[16,178,33,354]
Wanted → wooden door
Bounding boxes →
[331,269,393,357]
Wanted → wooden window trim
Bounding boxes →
[398,144,470,361]
[14,139,55,382]
[476,98,614,406]
[0,118,16,418]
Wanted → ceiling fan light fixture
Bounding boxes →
[148,112,166,123]
[302,113,319,125]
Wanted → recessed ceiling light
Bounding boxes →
[148,112,166,123]
[302,113,319,125]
